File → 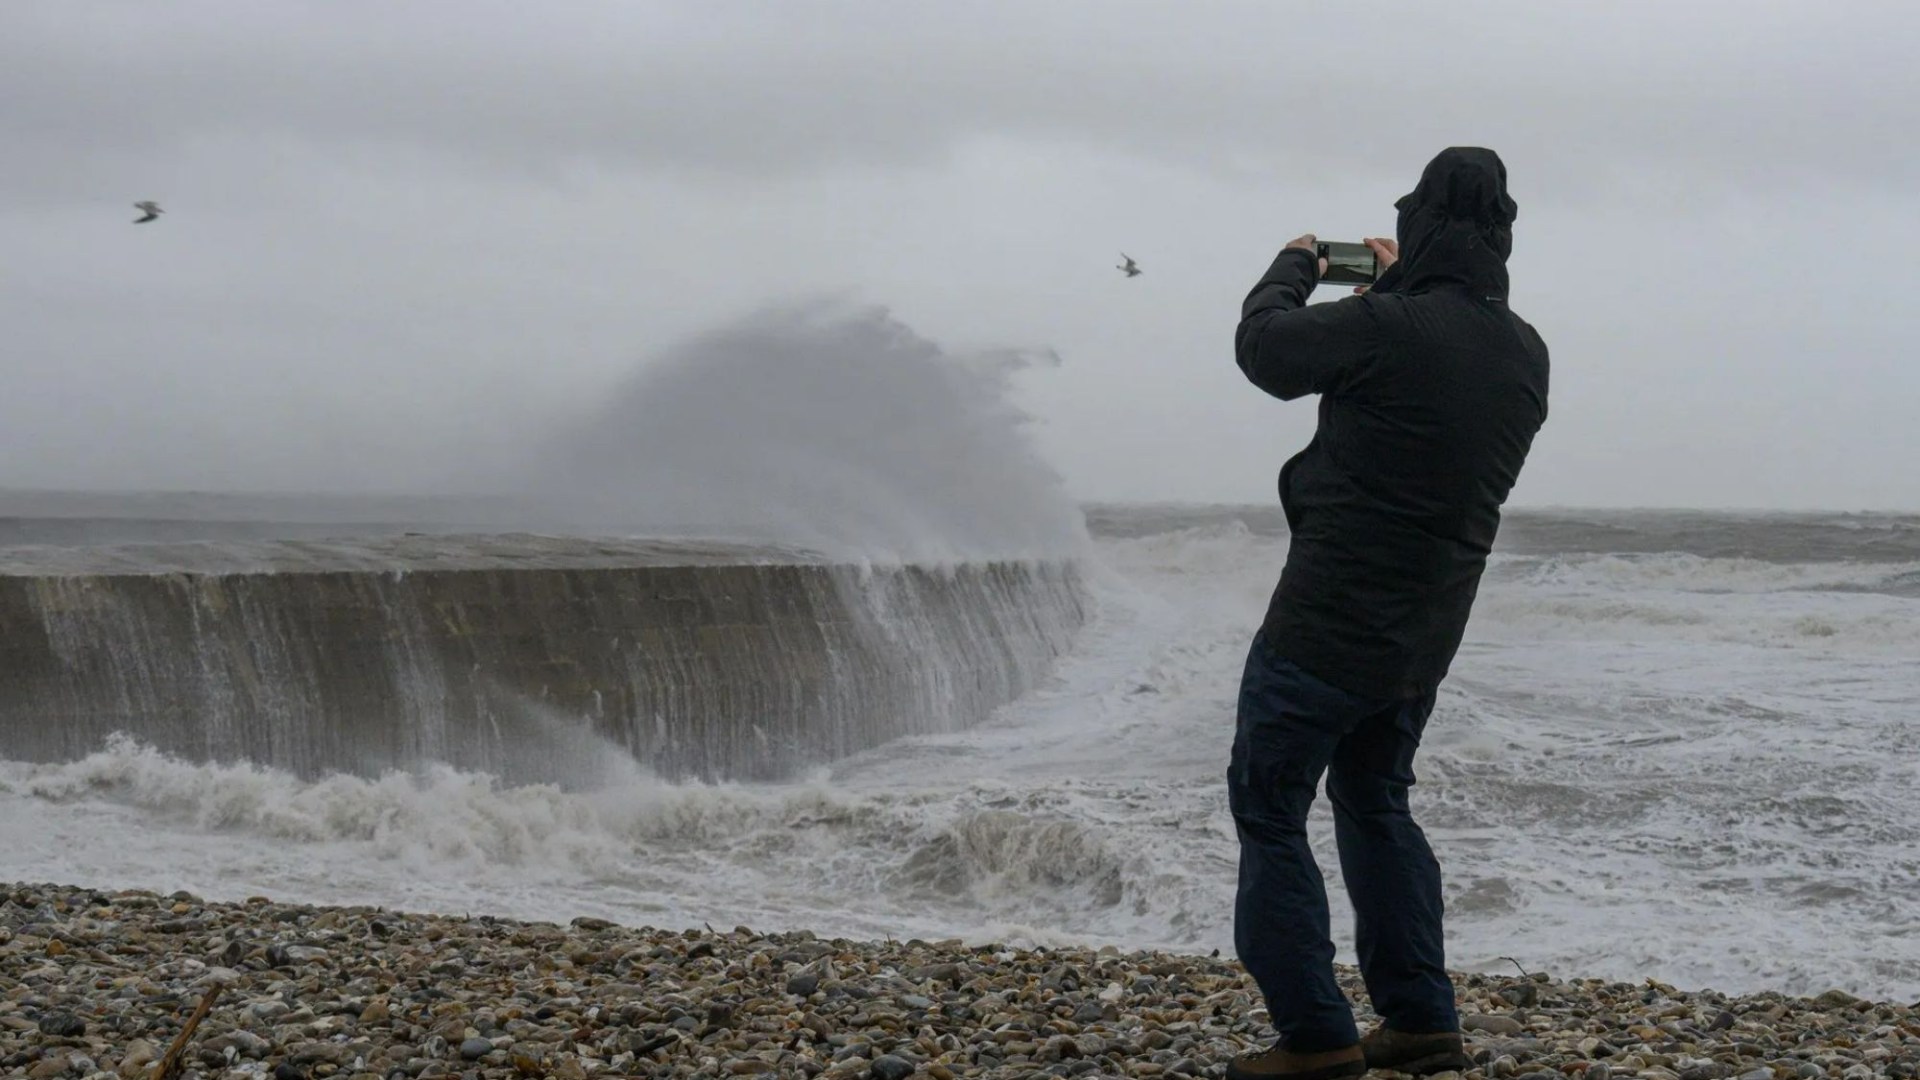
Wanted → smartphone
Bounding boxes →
[1315,241,1378,287]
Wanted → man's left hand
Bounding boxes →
[1285,233,1328,279]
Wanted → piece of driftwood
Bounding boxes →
[150,984,225,1080]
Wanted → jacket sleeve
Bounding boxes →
[1236,246,1379,400]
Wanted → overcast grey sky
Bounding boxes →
[4,1,1917,509]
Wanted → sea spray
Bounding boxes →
[499,301,1089,563]
[0,303,1097,784]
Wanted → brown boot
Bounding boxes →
[1359,1026,1468,1075]
[1226,1043,1366,1080]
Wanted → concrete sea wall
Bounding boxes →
[0,535,1089,783]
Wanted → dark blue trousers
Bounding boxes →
[1229,634,1458,1051]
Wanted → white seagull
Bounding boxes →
[1117,253,1141,278]
[133,201,163,224]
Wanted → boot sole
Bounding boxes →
[1228,1061,1367,1080]
[1363,1050,1470,1076]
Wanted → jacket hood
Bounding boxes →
[1372,147,1516,299]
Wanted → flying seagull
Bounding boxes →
[1117,253,1141,278]
[133,201,162,224]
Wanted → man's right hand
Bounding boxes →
[1352,237,1399,295]
[1285,233,1330,279]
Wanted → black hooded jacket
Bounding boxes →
[1235,147,1549,699]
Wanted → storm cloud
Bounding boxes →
[3,1,1916,508]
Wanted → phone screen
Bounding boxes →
[1316,242,1378,286]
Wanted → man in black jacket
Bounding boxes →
[1225,148,1549,1080]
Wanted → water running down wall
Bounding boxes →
[0,534,1089,784]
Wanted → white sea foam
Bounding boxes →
[1488,550,1920,595]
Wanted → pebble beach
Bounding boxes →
[4,883,1917,1080]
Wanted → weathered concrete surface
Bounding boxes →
[0,536,1089,783]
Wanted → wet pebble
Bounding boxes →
[1466,1014,1528,1036]
[2,880,1914,1080]
[34,1014,85,1038]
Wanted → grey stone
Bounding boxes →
[911,963,962,985]
[1501,983,1542,1008]
[36,1013,86,1038]
[1464,1014,1527,1037]
[1040,965,1081,992]
[787,973,821,997]
[870,1055,915,1080]
[1043,1035,1082,1061]
[288,1042,349,1066]
[1813,990,1865,1011]
[459,1038,494,1061]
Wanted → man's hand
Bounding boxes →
[1352,237,1399,295]
[1286,233,1328,279]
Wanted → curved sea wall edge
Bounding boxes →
[0,537,1090,784]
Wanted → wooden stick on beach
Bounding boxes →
[150,984,225,1080]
